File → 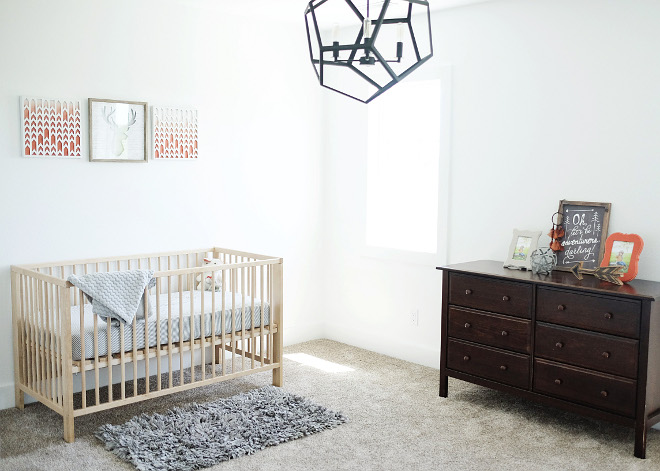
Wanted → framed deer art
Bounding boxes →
[89,98,148,162]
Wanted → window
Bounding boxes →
[365,75,449,261]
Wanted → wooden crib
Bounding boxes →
[10,247,283,442]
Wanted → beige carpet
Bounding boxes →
[0,339,658,470]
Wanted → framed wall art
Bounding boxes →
[554,200,611,271]
[152,106,198,160]
[89,98,147,162]
[504,229,541,270]
[21,96,82,158]
[601,232,644,282]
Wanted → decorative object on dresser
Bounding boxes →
[568,261,624,286]
[554,200,611,271]
[548,211,564,252]
[11,247,284,442]
[21,96,82,158]
[438,260,660,458]
[530,247,557,275]
[602,233,644,283]
[504,229,541,271]
[89,98,148,162]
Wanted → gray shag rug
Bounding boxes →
[95,385,347,471]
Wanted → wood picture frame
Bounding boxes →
[601,232,644,282]
[554,200,611,271]
[504,229,541,271]
[89,98,148,162]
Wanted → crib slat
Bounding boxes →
[156,278,162,391]
[211,271,216,378]
[241,263,246,372]
[260,265,265,367]
[59,284,74,443]
[221,269,226,376]
[190,274,195,382]
[168,276,173,389]
[55,285,62,406]
[231,269,236,374]
[48,271,57,400]
[179,275,184,386]
[120,323,125,400]
[19,276,28,397]
[31,277,39,394]
[11,272,24,409]
[201,275,206,381]
[41,280,48,398]
[107,317,113,403]
[94,310,100,405]
[132,315,138,397]
[25,275,32,393]
[144,287,150,395]
[79,290,86,408]
[268,265,273,364]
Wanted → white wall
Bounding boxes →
[0,0,325,408]
[321,0,660,367]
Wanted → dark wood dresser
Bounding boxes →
[438,260,660,458]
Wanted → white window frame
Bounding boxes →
[361,64,452,266]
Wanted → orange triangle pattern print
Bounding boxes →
[152,107,198,159]
[22,97,82,157]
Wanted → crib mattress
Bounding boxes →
[70,290,270,361]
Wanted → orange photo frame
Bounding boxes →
[600,233,644,282]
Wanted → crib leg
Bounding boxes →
[63,413,75,443]
[15,386,24,410]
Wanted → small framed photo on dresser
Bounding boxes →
[601,232,644,282]
[504,229,541,270]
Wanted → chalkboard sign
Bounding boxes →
[555,200,611,271]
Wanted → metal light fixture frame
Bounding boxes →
[305,0,433,104]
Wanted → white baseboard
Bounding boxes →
[322,322,441,369]
[0,382,14,410]
[283,321,324,346]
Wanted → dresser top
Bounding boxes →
[437,260,660,301]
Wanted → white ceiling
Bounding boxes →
[177,0,497,22]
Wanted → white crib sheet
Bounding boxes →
[70,290,270,361]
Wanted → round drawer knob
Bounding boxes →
[502,295,510,302]
[604,312,613,320]
[555,342,564,349]
[601,390,609,398]
[463,355,470,361]
[602,351,610,359]
[500,365,507,371]
[557,304,566,311]
[501,331,508,337]
[465,289,473,295]
[554,379,562,385]
[464,322,471,328]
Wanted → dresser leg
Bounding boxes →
[634,423,647,459]
[439,373,448,398]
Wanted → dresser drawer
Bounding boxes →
[537,287,641,338]
[447,339,529,389]
[449,273,532,318]
[535,323,638,378]
[448,307,531,353]
[533,359,636,417]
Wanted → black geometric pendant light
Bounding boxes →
[304,0,433,103]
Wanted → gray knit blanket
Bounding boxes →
[68,270,156,324]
